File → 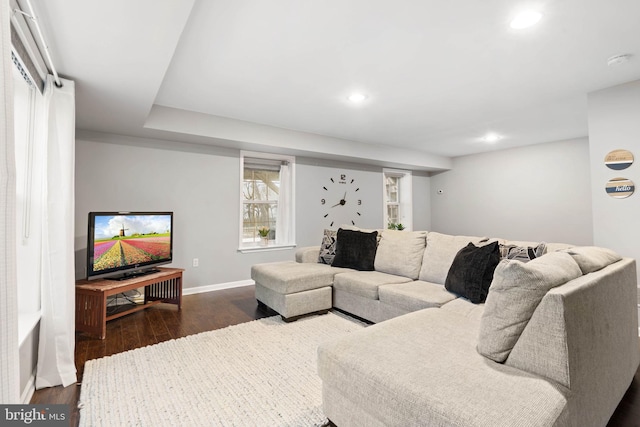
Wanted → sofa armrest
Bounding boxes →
[505,258,638,426]
[296,246,321,263]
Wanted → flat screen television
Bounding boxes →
[86,212,173,280]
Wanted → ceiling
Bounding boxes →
[28,0,640,170]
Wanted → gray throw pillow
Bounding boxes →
[499,242,546,262]
[477,252,582,363]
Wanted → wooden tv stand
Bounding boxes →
[75,267,183,339]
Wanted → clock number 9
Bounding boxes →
[321,198,326,205]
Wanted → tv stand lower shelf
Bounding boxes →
[75,267,184,339]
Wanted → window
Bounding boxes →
[242,167,279,240]
[239,152,295,250]
[383,169,413,230]
[385,175,400,225]
[13,54,45,344]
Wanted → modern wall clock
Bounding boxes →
[321,173,362,227]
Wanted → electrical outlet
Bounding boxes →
[193,258,199,267]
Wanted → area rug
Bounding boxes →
[78,312,365,426]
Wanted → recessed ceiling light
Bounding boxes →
[348,93,368,103]
[510,10,543,29]
[483,133,502,143]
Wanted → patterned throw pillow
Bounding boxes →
[499,242,546,262]
[317,229,337,265]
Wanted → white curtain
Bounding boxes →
[35,75,77,389]
[0,0,20,403]
[275,163,292,245]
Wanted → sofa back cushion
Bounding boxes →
[418,232,487,284]
[374,230,427,279]
[477,252,582,363]
[560,246,622,274]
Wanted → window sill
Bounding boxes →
[238,243,297,253]
[19,310,42,347]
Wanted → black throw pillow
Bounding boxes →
[331,228,378,271]
[444,241,500,304]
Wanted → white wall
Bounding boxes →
[296,157,384,245]
[412,172,432,231]
[587,79,640,289]
[75,136,430,289]
[430,138,593,244]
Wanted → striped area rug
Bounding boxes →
[78,312,365,426]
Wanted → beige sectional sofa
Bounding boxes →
[251,229,639,426]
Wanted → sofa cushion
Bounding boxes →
[251,261,349,294]
[332,228,378,271]
[374,230,427,279]
[560,246,622,274]
[378,281,457,312]
[333,271,411,300]
[500,241,546,262]
[318,309,570,427]
[296,246,322,263]
[440,298,485,323]
[544,242,574,253]
[418,232,487,284]
[445,241,500,304]
[317,229,337,265]
[477,252,582,363]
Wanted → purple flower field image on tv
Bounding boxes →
[92,214,172,272]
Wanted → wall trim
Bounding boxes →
[182,279,255,296]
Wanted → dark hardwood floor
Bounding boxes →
[30,285,640,427]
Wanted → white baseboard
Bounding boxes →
[20,372,35,404]
[182,279,255,296]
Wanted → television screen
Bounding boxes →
[87,212,173,280]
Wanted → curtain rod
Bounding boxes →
[15,0,62,87]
